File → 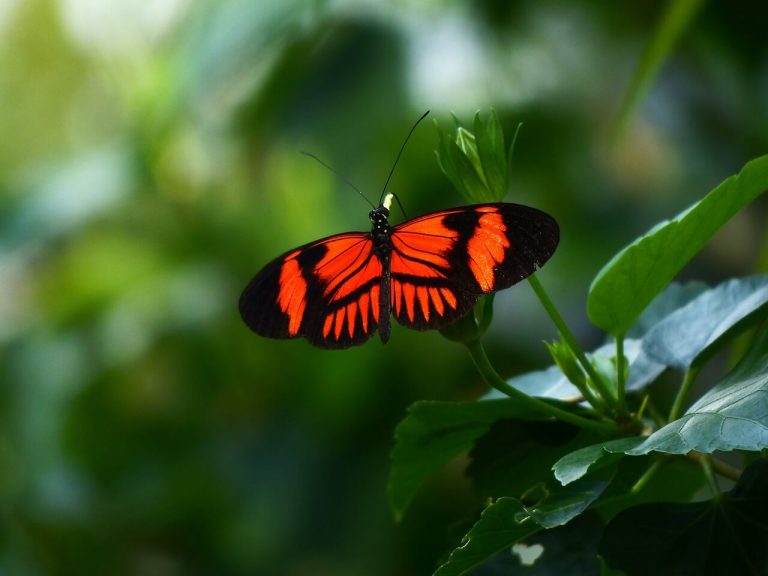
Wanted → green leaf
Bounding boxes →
[546,337,588,391]
[388,399,551,520]
[525,478,611,529]
[588,154,768,335]
[485,364,573,401]
[449,135,493,203]
[435,127,466,197]
[455,126,483,180]
[599,458,768,575]
[553,437,645,486]
[434,498,540,576]
[435,115,492,204]
[468,420,598,499]
[591,354,618,401]
[642,275,768,369]
[434,478,610,576]
[627,281,708,338]
[474,110,508,201]
[628,321,768,455]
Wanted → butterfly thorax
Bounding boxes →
[369,205,393,256]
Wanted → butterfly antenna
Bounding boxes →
[390,192,408,219]
[378,110,430,205]
[301,151,376,209]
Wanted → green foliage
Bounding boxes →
[642,275,768,369]
[389,115,768,574]
[388,399,555,520]
[588,154,768,336]
[599,458,768,575]
[553,437,644,486]
[434,478,610,576]
[628,321,768,455]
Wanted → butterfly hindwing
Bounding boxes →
[389,203,559,330]
[239,233,383,349]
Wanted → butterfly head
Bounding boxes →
[369,193,393,238]
[369,193,393,220]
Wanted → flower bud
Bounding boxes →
[435,109,514,203]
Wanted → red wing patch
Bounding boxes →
[239,232,382,349]
[467,208,510,292]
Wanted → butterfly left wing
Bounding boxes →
[239,232,384,349]
[389,203,559,330]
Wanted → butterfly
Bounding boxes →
[239,192,559,349]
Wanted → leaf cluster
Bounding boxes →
[390,112,768,574]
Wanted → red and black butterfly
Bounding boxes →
[239,192,559,349]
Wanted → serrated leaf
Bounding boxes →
[588,155,768,335]
[388,399,552,520]
[434,479,610,576]
[643,275,768,369]
[628,321,768,455]
[599,458,768,576]
[553,437,645,485]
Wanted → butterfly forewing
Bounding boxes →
[388,203,559,330]
[239,232,382,349]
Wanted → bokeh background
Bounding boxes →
[1,1,766,574]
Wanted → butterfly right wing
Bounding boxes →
[239,232,384,349]
[389,203,559,330]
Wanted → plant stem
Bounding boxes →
[465,339,617,435]
[576,371,606,410]
[686,452,742,482]
[630,458,664,494]
[527,274,616,409]
[668,366,700,422]
[699,455,721,496]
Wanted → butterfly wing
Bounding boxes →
[389,203,559,330]
[239,232,383,349]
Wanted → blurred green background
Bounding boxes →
[1,1,766,574]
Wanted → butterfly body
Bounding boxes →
[239,195,559,349]
[368,202,395,343]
